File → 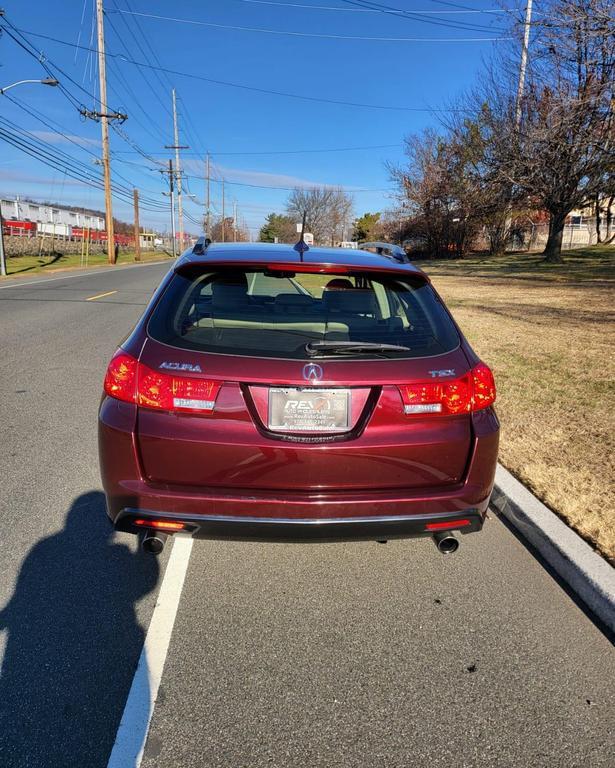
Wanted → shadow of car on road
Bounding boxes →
[0,491,159,768]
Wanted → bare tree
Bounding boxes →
[484,0,615,261]
[286,187,354,245]
[389,0,614,262]
[210,216,249,242]
[389,129,486,257]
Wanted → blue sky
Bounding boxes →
[0,0,509,236]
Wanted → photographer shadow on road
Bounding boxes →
[0,491,160,768]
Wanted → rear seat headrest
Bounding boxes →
[324,278,354,291]
[211,273,249,305]
[323,289,377,315]
[274,293,315,313]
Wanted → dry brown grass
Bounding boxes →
[423,248,615,563]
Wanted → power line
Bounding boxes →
[121,0,214,218]
[119,0,179,103]
[0,121,168,212]
[183,209,203,228]
[338,0,505,34]
[0,24,87,113]
[0,18,120,115]
[182,172,391,193]
[1,14,177,200]
[0,12,401,221]
[110,123,165,167]
[3,93,164,198]
[3,93,101,161]
[235,0,509,13]
[429,0,491,12]
[112,142,402,156]
[107,8,510,41]
[9,27,477,113]
[213,145,395,159]
[104,56,170,145]
[342,0,502,32]
[0,111,169,208]
[176,93,210,159]
[105,0,174,122]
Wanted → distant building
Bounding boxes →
[0,196,105,231]
[139,232,162,249]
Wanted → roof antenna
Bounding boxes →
[293,210,309,262]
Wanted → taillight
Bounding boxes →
[400,375,472,415]
[103,350,221,414]
[470,362,496,411]
[104,351,138,404]
[399,362,495,416]
[137,365,221,413]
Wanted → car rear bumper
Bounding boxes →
[114,506,484,542]
[107,476,491,542]
[99,400,498,543]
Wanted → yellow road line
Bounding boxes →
[86,290,117,301]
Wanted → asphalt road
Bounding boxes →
[0,262,613,768]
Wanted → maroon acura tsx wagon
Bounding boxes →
[98,242,499,554]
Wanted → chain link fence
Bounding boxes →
[520,219,605,251]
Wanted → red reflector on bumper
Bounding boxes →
[425,519,471,531]
[133,519,186,531]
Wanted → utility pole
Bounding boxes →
[172,90,183,251]
[160,160,177,257]
[233,201,237,242]
[0,199,6,276]
[168,159,176,258]
[133,188,141,261]
[221,180,225,242]
[165,92,188,254]
[515,0,533,128]
[205,153,210,235]
[96,0,115,264]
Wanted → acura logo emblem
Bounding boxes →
[302,363,323,382]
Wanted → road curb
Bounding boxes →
[491,464,615,633]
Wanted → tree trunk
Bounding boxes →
[606,195,614,242]
[595,193,602,243]
[542,211,567,263]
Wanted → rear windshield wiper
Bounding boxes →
[305,341,411,357]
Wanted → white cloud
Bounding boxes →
[0,168,89,187]
[30,130,101,148]
[181,158,357,191]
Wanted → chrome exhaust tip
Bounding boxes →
[141,530,168,555]
[433,531,459,554]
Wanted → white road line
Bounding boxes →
[0,260,168,290]
[107,535,194,768]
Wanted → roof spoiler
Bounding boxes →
[192,236,212,255]
[360,241,408,263]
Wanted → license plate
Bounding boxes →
[268,388,350,432]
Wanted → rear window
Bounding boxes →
[147,267,460,359]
